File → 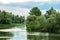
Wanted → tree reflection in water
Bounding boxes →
[49,34,60,40]
[0,31,60,40]
[27,33,60,40]
[28,35,48,40]
[0,32,13,40]
[0,38,10,40]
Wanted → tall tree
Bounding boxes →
[45,7,57,19]
[29,7,41,16]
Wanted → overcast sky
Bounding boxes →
[0,0,60,16]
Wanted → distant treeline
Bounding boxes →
[26,7,60,33]
[0,10,25,24]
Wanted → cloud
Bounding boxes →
[0,0,60,10]
[0,5,46,16]
[30,0,51,2]
[0,0,29,4]
[0,0,60,16]
[0,0,53,4]
[0,0,60,5]
[0,5,30,16]
[0,5,60,17]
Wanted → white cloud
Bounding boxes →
[0,5,46,16]
[0,0,29,4]
[0,6,30,16]
[30,0,51,2]
[0,0,60,4]
[0,5,60,17]
[0,0,53,4]
[49,0,60,4]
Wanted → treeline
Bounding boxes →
[26,7,60,33]
[0,10,25,24]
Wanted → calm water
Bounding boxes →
[0,26,60,40]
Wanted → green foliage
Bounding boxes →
[19,16,25,23]
[0,11,12,24]
[26,7,60,33]
[29,7,41,16]
[37,15,47,32]
[27,15,36,22]
[26,15,37,31]
[0,10,25,24]
[45,7,57,19]
[46,14,56,33]
[46,7,56,15]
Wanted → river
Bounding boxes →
[0,25,60,40]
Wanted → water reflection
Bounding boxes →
[0,32,13,36]
[27,32,60,40]
[0,26,27,40]
[0,27,60,40]
[10,31,27,40]
[0,38,10,40]
[0,32,13,40]
[10,27,27,40]
[27,32,49,40]
[49,34,60,40]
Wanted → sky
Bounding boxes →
[0,0,60,4]
[0,0,60,16]
[0,0,51,4]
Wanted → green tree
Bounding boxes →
[46,14,57,33]
[26,15,37,31]
[26,7,60,33]
[29,7,41,16]
[0,10,25,25]
[55,13,60,33]
[37,15,47,32]
[1,11,11,24]
[45,7,57,19]
[0,10,2,23]
[19,16,25,23]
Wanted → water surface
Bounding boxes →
[0,26,60,40]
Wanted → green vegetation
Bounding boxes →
[0,7,60,34]
[29,7,41,16]
[0,24,15,29]
[0,10,25,29]
[0,10,25,24]
[26,7,60,33]
[0,23,25,29]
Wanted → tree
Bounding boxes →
[29,7,41,16]
[37,15,47,32]
[0,10,2,23]
[0,10,25,24]
[26,15,37,31]
[46,14,57,33]
[26,7,60,33]
[26,7,42,31]
[55,13,60,33]
[45,7,57,19]
[19,16,25,23]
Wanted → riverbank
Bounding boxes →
[0,23,25,29]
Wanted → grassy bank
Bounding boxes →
[0,23,25,29]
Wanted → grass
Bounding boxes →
[0,22,25,29]
[0,24,15,29]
